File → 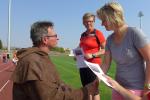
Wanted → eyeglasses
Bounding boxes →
[84,20,94,23]
[46,34,57,38]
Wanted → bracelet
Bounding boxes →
[144,83,150,90]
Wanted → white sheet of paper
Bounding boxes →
[84,60,112,87]
[73,47,87,68]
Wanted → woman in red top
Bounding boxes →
[79,13,106,100]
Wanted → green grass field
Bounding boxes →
[50,55,116,100]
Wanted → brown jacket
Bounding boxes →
[12,47,90,100]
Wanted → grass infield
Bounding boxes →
[50,55,116,100]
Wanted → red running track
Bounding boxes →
[0,61,15,100]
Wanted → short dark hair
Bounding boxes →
[30,21,54,46]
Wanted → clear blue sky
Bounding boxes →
[0,0,150,49]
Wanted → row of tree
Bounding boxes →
[51,47,69,53]
[0,40,3,49]
[0,39,70,53]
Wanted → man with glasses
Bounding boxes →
[12,21,99,100]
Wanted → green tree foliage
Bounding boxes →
[0,39,3,49]
[51,46,65,53]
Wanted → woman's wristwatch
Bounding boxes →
[92,54,96,58]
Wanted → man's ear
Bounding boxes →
[41,36,48,45]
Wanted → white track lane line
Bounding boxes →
[0,80,10,92]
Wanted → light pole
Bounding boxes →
[138,11,144,29]
[8,0,12,52]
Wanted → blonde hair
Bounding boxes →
[82,12,95,22]
[97,2,125,27]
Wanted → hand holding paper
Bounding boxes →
[84,60,112,87]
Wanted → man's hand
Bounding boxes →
[85,79,99,95]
